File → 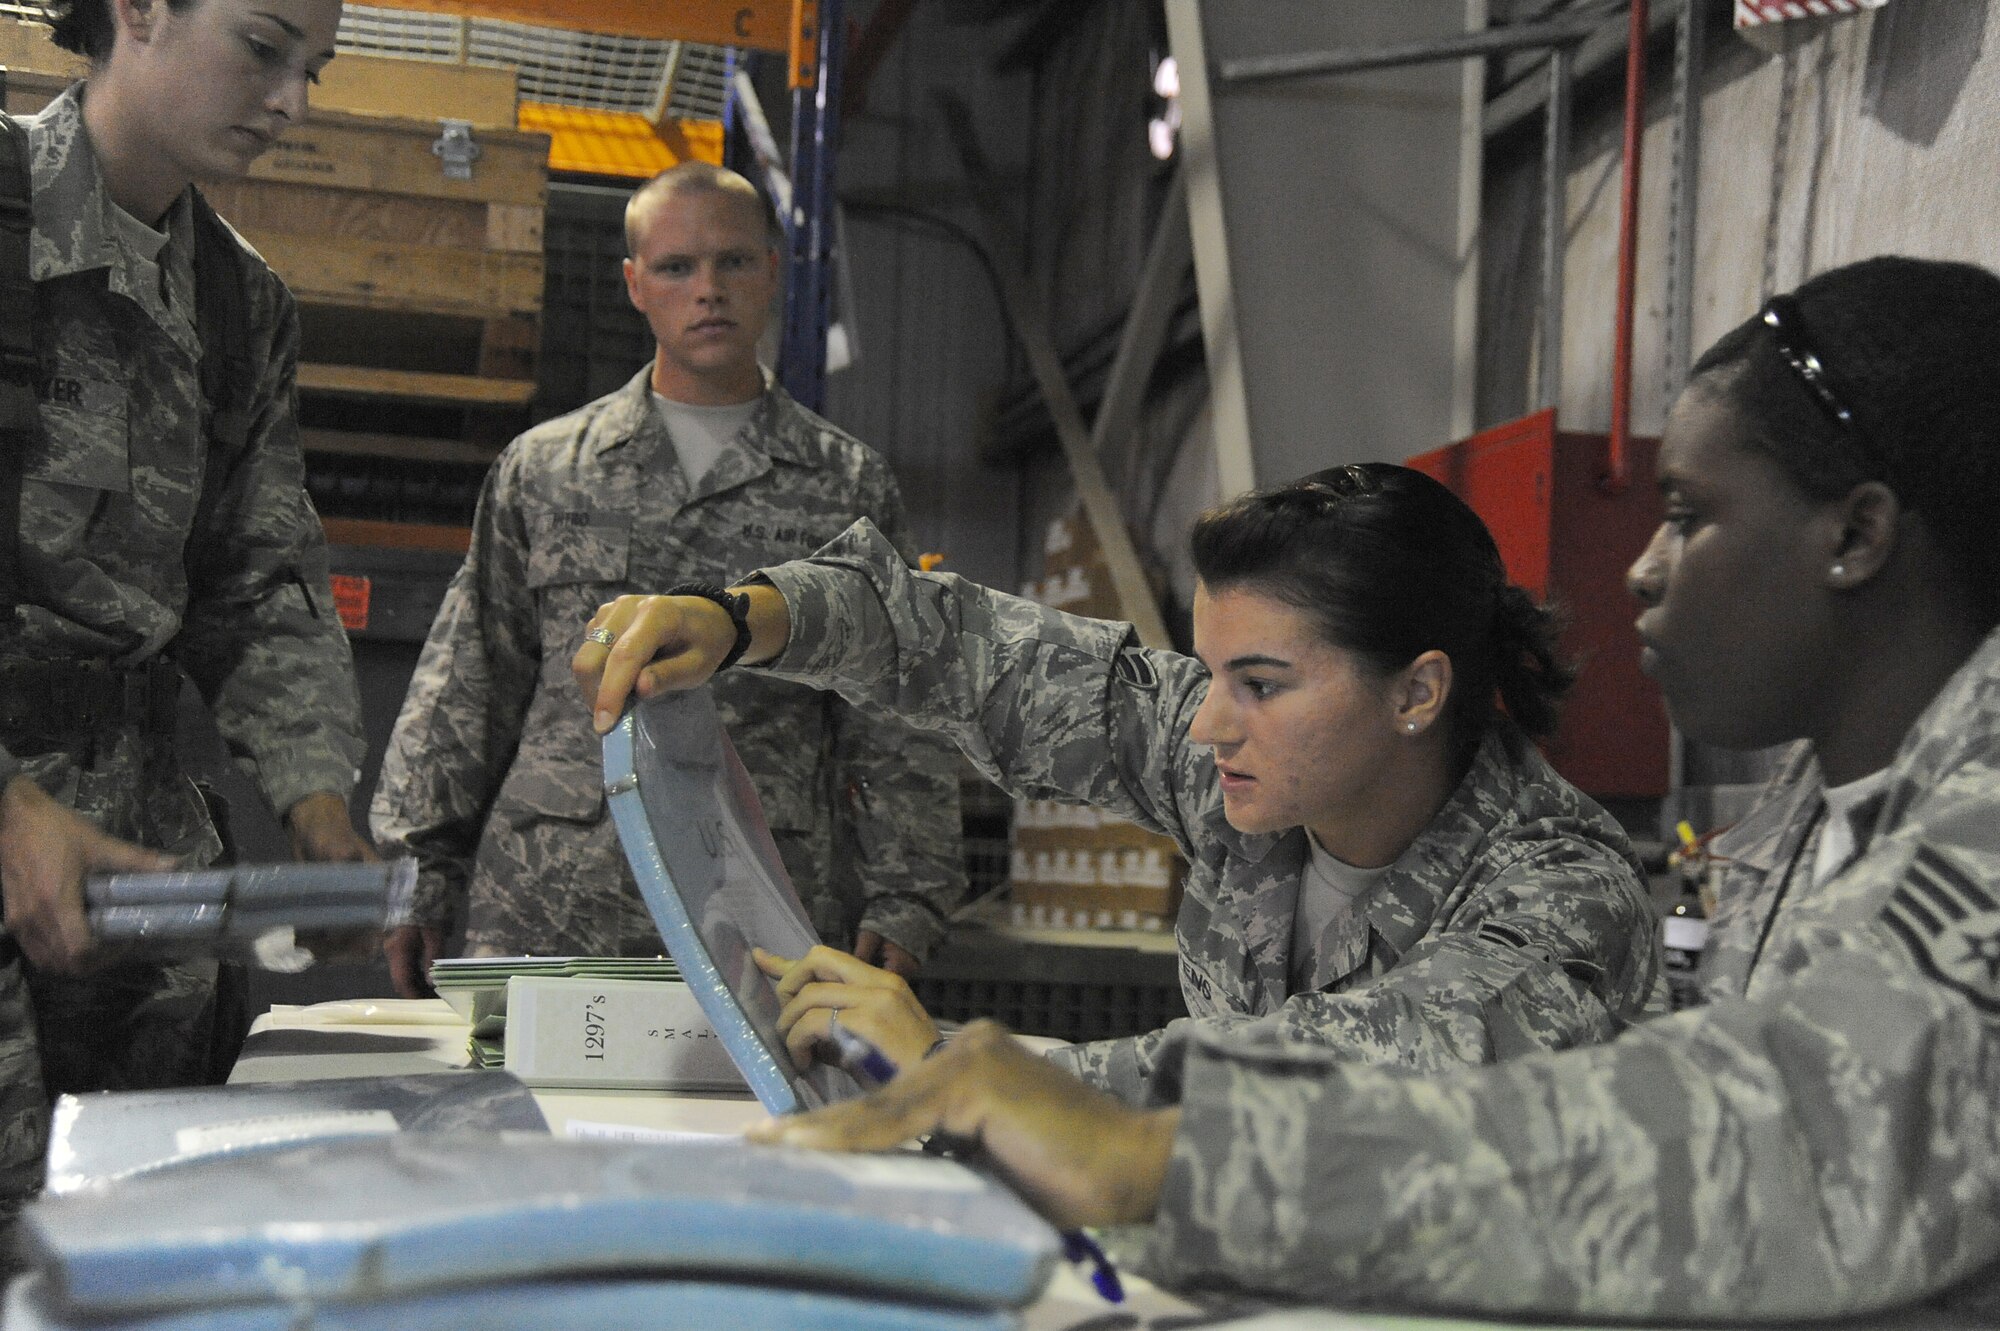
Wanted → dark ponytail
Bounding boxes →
[1490,583,1574,740]
[47,0,117,60]
[46,0,197,63]
[1190,463,1573,754]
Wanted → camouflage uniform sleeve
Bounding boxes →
[753,520,1207,849]
[175,280,364,816]
[1050,839,1650,1104]
[1143,754,2000,1319]
[825,469,966,961]
[368,455,540,930]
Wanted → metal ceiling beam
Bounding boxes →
[1538,42,1572,411]
[1214,12,1603,88]
[1484,0,1686,138]
[1090,168,1193,498]
[1163,0,1254,499]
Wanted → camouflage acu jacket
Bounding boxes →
[1142,623,2000,1319]
[371,368,964,960]
[0,87,362,851]
[755,521,1657,1104]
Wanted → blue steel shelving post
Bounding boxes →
[778,0,843,412]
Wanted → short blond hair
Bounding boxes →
[624,163,779,255]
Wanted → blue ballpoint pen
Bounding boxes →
[824,1013,901,1087]
[822,1017,1126,1304]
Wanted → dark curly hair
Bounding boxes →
[1189,462,1574,755]
[46,0,196,63]
[1688,256,2000,629]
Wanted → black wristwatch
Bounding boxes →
[667,581,755,671]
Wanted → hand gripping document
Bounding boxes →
[601,686,865,1113]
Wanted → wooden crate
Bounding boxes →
[205,106,549,417]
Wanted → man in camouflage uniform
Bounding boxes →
[0,82,368,1219]
[371,164,963,989]
[586,516,1658,1101]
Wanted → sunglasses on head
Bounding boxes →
[1291,465,1381,507]
[1759,294,1884,473]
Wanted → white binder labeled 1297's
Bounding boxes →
[502,975,745,1091]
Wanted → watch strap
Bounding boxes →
[666,581,754,671]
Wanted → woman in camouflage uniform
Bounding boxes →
[727,257,2000,1323]
[0,0,365,1227]
[578,463,1659,1105]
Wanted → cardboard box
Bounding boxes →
[1005,503,1189,933]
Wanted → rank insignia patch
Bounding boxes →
[1114,649,1160,691]
[1882,846,2000,1015]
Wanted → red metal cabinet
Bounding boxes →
[1408,409,1668,798]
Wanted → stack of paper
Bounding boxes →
[10,1135,1059,1330]
[429,955,681,1036]
[85,860,414,954]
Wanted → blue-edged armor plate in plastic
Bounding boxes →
[603,688,862,1114]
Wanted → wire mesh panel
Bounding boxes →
[536,183,654,419]
[469,24,669,113]
[335,6,468,62]
[332,5,730,121]
[663,43,732,122]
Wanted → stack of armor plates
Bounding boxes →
[85,860,414,953]
[602,687,863,1113]
[8,1135,1059,1330]
[43,1070,548,1195]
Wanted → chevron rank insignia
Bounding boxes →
[1114,649,1160,691]
[1881,845,2000,1016]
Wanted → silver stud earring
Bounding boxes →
[1831,563,1846,578]
[1405,721,1419,733]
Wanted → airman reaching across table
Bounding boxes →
[576,459,1661,1104]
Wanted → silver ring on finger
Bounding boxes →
[584,627,617,647]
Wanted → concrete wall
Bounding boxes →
[1495,0,2000,438]
[817,2,1031,591]
[1170,2,1478,488]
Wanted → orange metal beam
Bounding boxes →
[788,0,820,88]
[520,103,723,179]
[356,0,792,52]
